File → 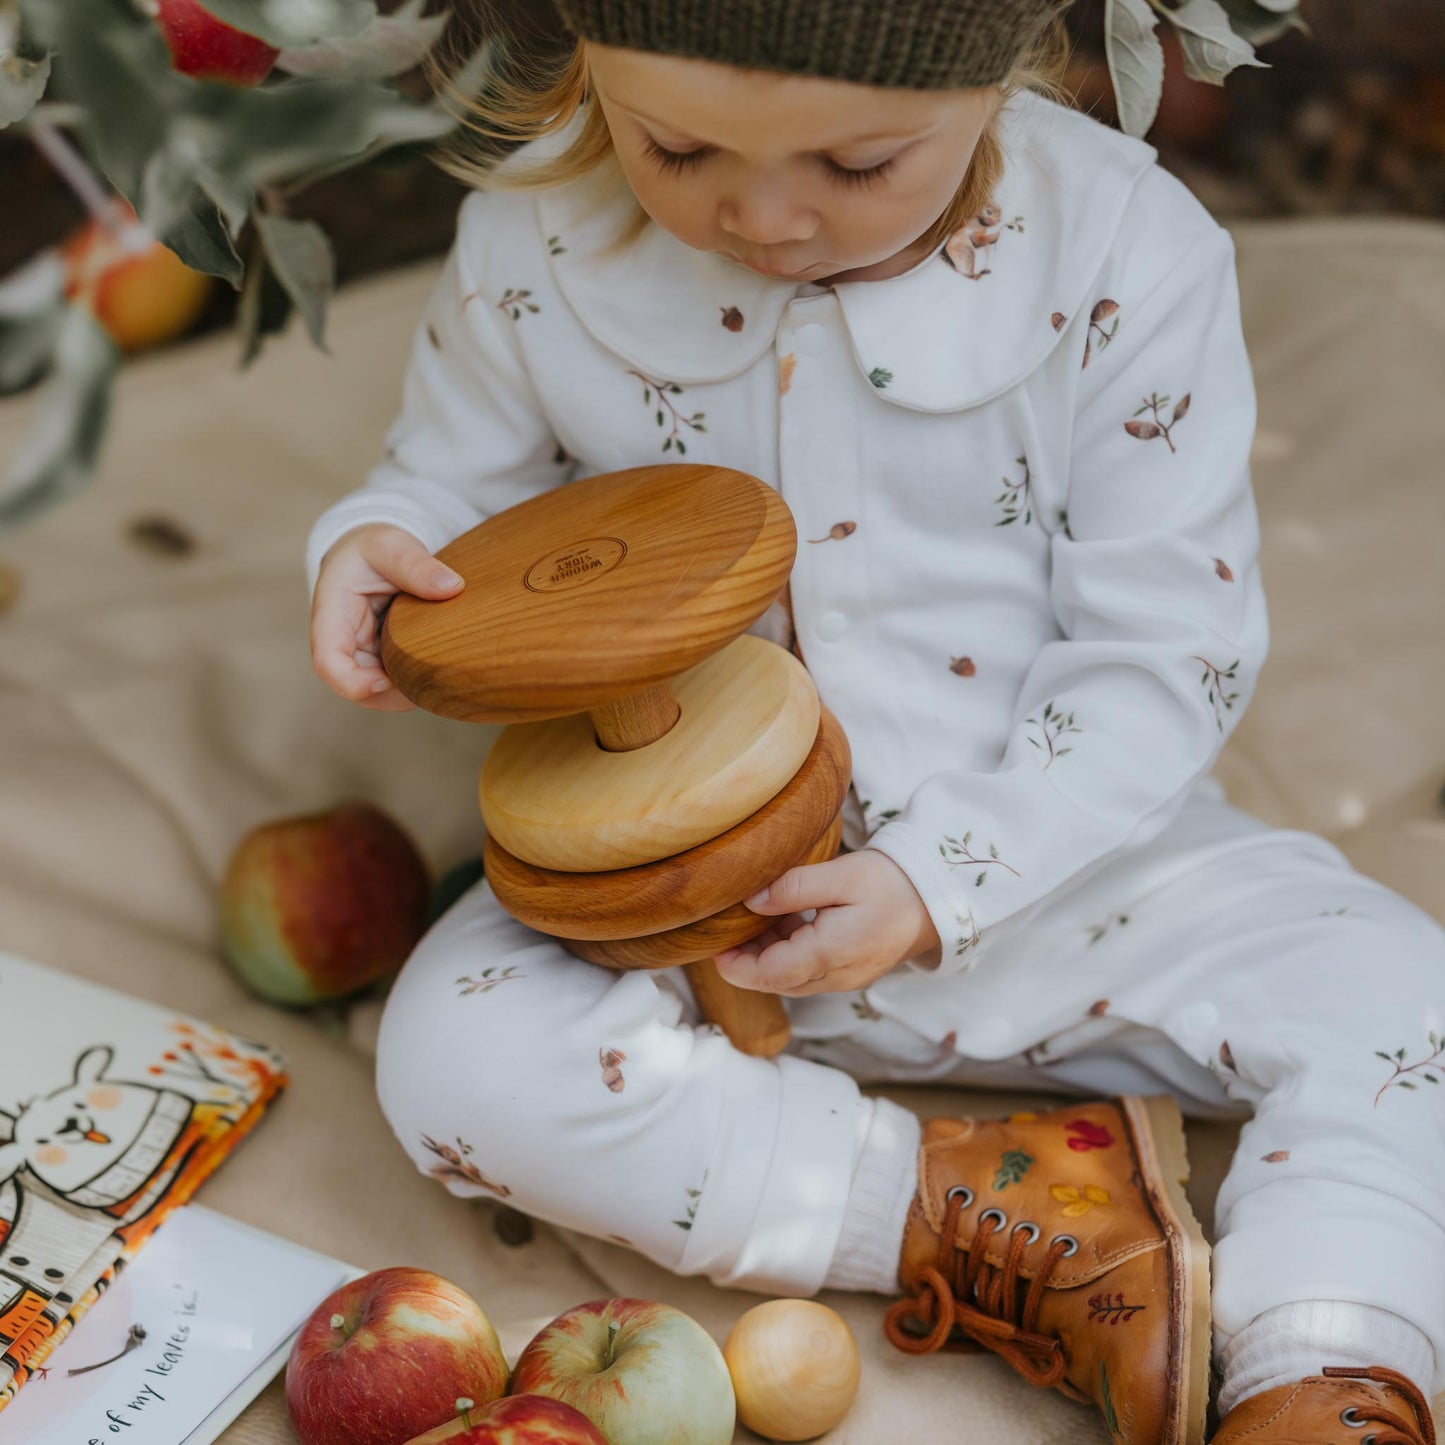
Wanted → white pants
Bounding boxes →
[374,784,1445,1388]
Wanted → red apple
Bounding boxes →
[404,1395,609,1445]
[285,1267,508,1445]
[60,197,213,354]
[153,0,280,84]
[219,801,431,1006]
[510,1298,735,1445]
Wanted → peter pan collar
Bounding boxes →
[534,92,1158,413]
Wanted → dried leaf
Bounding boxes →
[1124,419,1162,440]
[1105,0,1165,137]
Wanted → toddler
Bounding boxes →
[307,3,1445,1441]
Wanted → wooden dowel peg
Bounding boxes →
[590,683,681,752]
[683,960,792,1057]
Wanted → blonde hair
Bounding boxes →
[434,20,1070,255]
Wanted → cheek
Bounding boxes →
[615,156,718,248]
[87,1085,123,1110]
[34,1145,68,1168]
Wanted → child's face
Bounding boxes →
[588,45,997,284]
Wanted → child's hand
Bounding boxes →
[310,523,464,712]
[713,850,941,996]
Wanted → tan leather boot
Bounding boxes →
[885,1096,1211,1445]
[1210,1366,1435,1444]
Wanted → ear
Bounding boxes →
[73,1045,115,1088]
[0,1142,24,1186]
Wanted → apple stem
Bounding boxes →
[30,124,125,234]
[603,1319,621,1370]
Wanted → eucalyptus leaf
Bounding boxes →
[157,178,245,285]
[236,249,294,366]
[0,251,66,396]
[197,0,377,50]
[255,212,333,347]
[277,0,448,77]
[1104,0,1165,138]
[0,306,120,530]
[1169,0,1267,83]
[1215,0,1306,46]
[0,46,49,127]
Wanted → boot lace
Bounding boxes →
[883,1190,1070,1389]
[1321,1366,1436,1445]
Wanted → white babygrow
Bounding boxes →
[308,93,1445,1391]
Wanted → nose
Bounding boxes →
[718,176,818,247]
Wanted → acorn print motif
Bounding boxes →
[1125,391,1190,452]
[1082,299,1119,368]
[599,1047,626,1093]
[1214,557,1235,581]
[720,305,744,331]
[949,656,977,677]
[809,521,856,543]
[627,370,707,454]
[1261,1150,1291,1164]
[420,1133,511,1196]
[1051,311,1067,331]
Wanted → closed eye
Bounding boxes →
[643,138,896,189]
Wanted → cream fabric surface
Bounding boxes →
[0,217,1441,1443]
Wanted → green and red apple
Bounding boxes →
[286,1267,508,1445]
[510,1298,735,1445]
[404,1395,609,1445]
[219,801,430,1005]
[152,0,280,84]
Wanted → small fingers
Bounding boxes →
[358,528,464,600]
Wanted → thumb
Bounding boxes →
[360,528,465,599]
[746,858,855,916]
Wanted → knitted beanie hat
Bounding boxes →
[551,0,1070,91]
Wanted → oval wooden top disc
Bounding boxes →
[380,465,796,723]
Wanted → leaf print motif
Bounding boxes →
[420,1133,512,1197]
[949,656,977,677]
[1374,1032,1444,1107]
[778,352,797,395]
[1088,1292,1147,1325]
[809,521,857,543]
[1100,1361,1122,1439]
[851,993,884,1022]
[1025,699,1081,768]
[1065,1119,1115,1152]
[1050,1183,1111,1218]
[1082,298,1120,368]
[994,1148,1034,1190]
[673,1174,707,1230]
[497,288,539,321]
[627,370,707,454]
[456,966,524,997]
[1087,914,1129,945]
[939,831,1021,886]
[547,234,566,255]
[599,1047,626,1093]
[1124,391,1190,452]
[426,322,442,350]
[994,455,1033,526]
[720,305,744,332]
[868,366,893,389]
[954,910,981,959]
[1193,655,1241,731]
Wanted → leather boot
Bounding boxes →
[1210,1366,1435,1444]
[885,1096,1211,1445]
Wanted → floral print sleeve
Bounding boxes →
[867,228,1265,974]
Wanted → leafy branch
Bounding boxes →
[1374,1033,1444,1108]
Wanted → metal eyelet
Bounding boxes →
[1012,1221,1040,1244]
[1053,1233,1080,1257]
[1340,1408,1366,1428]
[1363,1434,1378,1444]
[945,1185,975,1208]
[978,1207,1008,1231]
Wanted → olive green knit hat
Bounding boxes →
[551,0,1070,91]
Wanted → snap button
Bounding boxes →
[816,610,846,641]
[796,322,828,355]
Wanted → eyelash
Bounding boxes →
[641,137,896,189]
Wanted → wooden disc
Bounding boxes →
[380,465,796,723]
[560,814,843,969]
[481,636,820,872]
[483,708,851,939]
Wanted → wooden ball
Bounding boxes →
[723,1300,860,1442]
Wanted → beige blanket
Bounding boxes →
[1,216,1442,1443]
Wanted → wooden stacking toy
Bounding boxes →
[380,464,850,1057]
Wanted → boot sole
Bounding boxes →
[1124,1094,1212,1445]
